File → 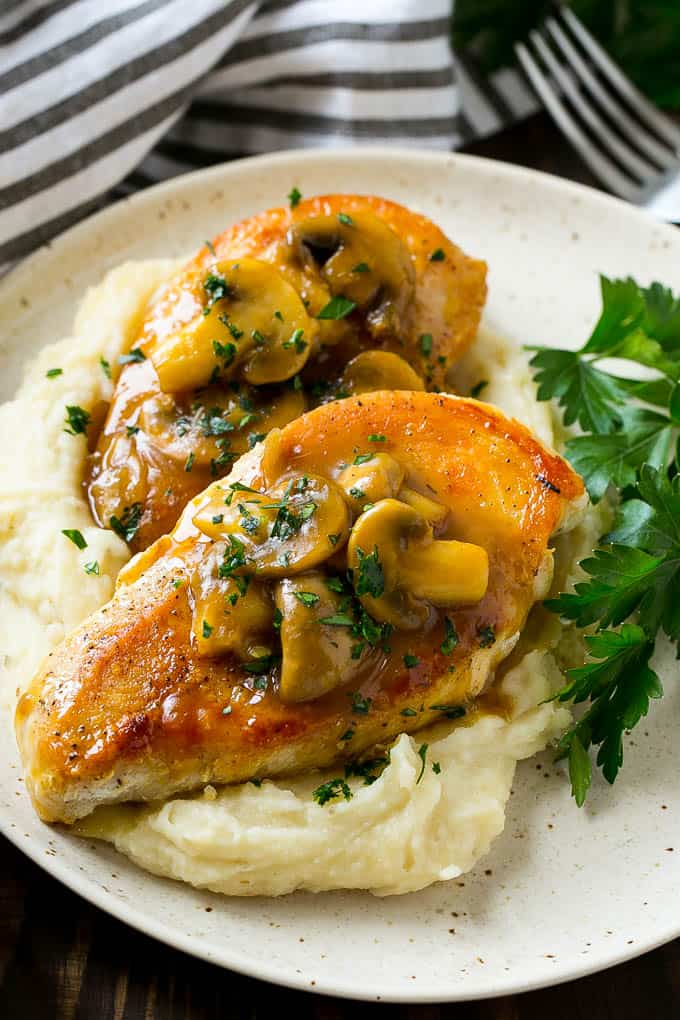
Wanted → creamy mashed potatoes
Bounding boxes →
[0,261,598,897]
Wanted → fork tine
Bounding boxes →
[546,16,679,171]
[530,29,658,182]
[561,6,680,151]
[515,40,638,200]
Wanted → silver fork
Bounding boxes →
[515,5,680,221]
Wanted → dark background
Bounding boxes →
[1,109,678,1020]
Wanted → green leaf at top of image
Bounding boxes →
[452,0,680,109]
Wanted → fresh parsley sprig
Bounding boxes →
[529,276,680,804]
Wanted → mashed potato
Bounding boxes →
[0,261,598,896]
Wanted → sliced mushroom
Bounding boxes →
[147,257,318,393]
[337,453,405,515]
[398,486,448,528]
[191,472,350,577]
[290,209,415,339]
[275,573,358,702]
[190,558,274,659]
[339,351,425,396]
[347,499,489,630]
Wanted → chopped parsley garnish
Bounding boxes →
[294,590,320,608]
[274,310,284,322]
[319,613,355,627]
[222,705,232,715]
[312,777,352,806]
[367,433,386,443]
[83,560,100,575]
[353,453,374,465]
[354,545,385,598]
[64,405,90,435]
[401,707,417,717]
[282,327,307,353]
[272,608,283,632]
[251,328,266,346]
[203,271,230,313]
[248,432,267,448]
[327,533,341,546]
[350,691,372,715]
[100,357,111,379]
[204,238,216,255]
[403,654,419,668]
[344,756,388,785]
[224,481,259,506]
[416,743,428,783]
[432,761,442,775]
[419,333,433,358]
[429,248,445,262]
[118,347,146,364]
[62,529,87,550]
[238,503,261,534]
[242,654,279,676]
[477,625,496,648]
[348,486,366,500]
[126,425,140,437]
[202,620,213,638]
[470,379,488,398]
[325,577,345,593]
[109,503,142,544]
[340,728,355,742]
[430,704,466,720]
[352,262,370,273]
[211,513,224,524]
[317,296,356,320]
[218,534,248,577]
[184,452,195,472]
[218,313,244,340]
[337,212,353,226]
[46,368,62,379]
[288,186,302,208]
[213,339,236,365]
[441,617,458,656]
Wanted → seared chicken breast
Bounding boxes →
[86,195,487,549]
[18,391,584,823]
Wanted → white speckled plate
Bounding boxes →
[1,150,679,1003]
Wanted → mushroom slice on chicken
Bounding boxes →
[17,391,585,824]
[86,194,487,550]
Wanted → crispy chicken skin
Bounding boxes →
[86,195,487,550]
[17,392,584,824]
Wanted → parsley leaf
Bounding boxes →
[288,186,302,208]
[294,591,320,608]
[354,545,385,598]
[553,625,661,797]
[565,408,673,502]
[317,296,356,320]
[64,405,91,435]
[62,528,87,550]
[312,777,352,806]
[109,503,142,544]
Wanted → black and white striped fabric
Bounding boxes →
[0,0,537,264]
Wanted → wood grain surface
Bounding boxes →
[1,111,678,1018]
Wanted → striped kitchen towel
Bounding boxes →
[0,0,537,264]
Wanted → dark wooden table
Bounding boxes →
[2,111,678,1019]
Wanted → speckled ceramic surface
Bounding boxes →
[1,150,679,1003]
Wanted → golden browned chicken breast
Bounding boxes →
[86,195,487,549]
[17,391,585,824]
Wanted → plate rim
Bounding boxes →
[1,146,679,1002]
